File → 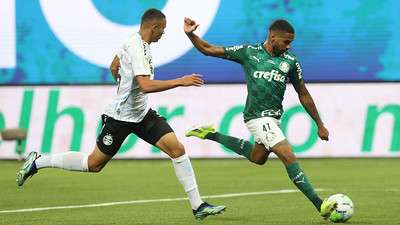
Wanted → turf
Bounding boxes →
[1,158,399,225]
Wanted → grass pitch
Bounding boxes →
[1,158,399,225]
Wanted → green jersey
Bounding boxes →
[224,43,303,122]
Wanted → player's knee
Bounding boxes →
[88,164,103,173]
[250,148,269,166]
[87,160,105,173]
[169,142,186,159]
[251,157,267,166]
[90,167,102,173]
[255,159,267,165]
[280,151,296,165]
[271,141,296,165]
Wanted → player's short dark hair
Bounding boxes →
[141,8,165,25]
[269,19,295,34]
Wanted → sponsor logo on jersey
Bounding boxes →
[103,133,113,146]
[226,45,244,52]
[283,53,295,61]
[261,109,282,117]
[279,61,290,73]
[295,62,303,79]
[247,45,262,50]
[253,70,286,83]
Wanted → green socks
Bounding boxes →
[206,132,253,160]
[205,132,322,211]
[286,162,322,211]
[205,133,322,211]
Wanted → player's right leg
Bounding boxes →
[186,124,271,165]
[16,144,113,186]
[17,115,128,186]
[16,151,40,186]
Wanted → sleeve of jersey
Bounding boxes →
[289,58,304,84]
[126,41,151,77]
[223,45,247,64]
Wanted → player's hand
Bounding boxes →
[317,125,329,141]
[184,17,199,34]
[179,74,204,87]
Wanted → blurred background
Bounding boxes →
[1,0,399,159]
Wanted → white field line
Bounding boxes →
[0,188,325,214]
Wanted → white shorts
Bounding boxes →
[245,117,286,150]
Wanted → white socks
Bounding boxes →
[171,154,203,210]
[35,152,89,172]
[34,152,202,209]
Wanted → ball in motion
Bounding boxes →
[327,194,354,223]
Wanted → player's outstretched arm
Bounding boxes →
[110,55,121,82]
[136,74,204,93]
[184,17,225,58]
[293,81,329,141]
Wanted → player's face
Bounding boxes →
[151,18,166,42]
[271,32,294,55]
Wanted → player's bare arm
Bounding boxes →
[293,80,329,141]
[184,17,225,58]
[136,74,204,93]
[109,55,121,82]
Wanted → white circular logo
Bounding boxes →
[39,0,221,68]
[279,61,290,73]
[266,132,277,142]
[103,134,113,146]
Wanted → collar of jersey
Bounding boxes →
[135,32,150,45]
[261,43,287,58]
[261,43,273,57]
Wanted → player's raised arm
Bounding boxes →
[184,17,225,58]
[136,74,204,93]
[292,80,329,141]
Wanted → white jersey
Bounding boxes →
[104,33,154,123]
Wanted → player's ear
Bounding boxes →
[269,33,275,43]
[149,20,159,29]
[268,32,275,41]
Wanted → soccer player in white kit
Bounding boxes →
[16,9,225,220]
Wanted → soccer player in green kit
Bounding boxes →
[183,17,336,219]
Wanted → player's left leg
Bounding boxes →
[248,116,335,217]
[270,140,335,218]
[155,132,225,219]
[271,140,322,209]
[135,109,226,220]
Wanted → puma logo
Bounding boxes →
[252,56,260,62]
[293,172,305,184]
[295,177,306,184]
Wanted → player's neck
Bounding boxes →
[138,29,152,44]
[263,42,275,56]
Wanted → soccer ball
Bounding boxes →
[327,194,354,223]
